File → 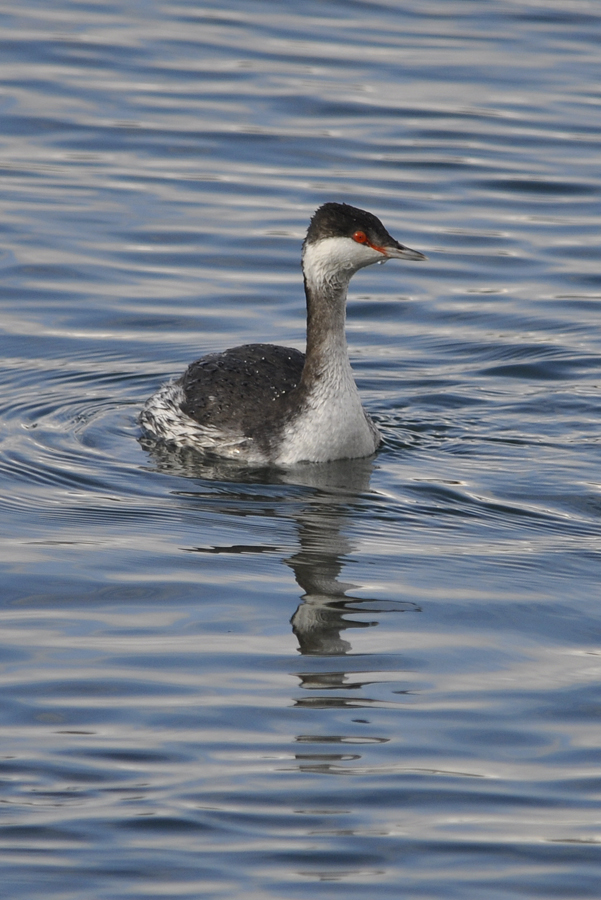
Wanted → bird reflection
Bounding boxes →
[140,436,418,665]
[140,436,421,781]
[285,462,420,710]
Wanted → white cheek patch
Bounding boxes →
[303,236,383,285]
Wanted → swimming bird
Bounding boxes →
[140,202,426,465]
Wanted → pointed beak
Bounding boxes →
[383,241,427,261]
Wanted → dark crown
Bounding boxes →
[304,202,397,247]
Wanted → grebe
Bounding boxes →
[140,202,426,465]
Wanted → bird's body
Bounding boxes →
[140,202,425,465]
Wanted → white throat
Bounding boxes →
[302,236,385,292]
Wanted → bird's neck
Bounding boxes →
[303,274,349,363]
[301,241,354,374]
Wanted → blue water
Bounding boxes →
[2,1,601,898]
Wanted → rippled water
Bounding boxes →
[2,1,601,897]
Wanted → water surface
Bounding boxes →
[1,1,601,898]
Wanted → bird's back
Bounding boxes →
[179,343,305,435]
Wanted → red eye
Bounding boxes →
[352,230,368,244]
